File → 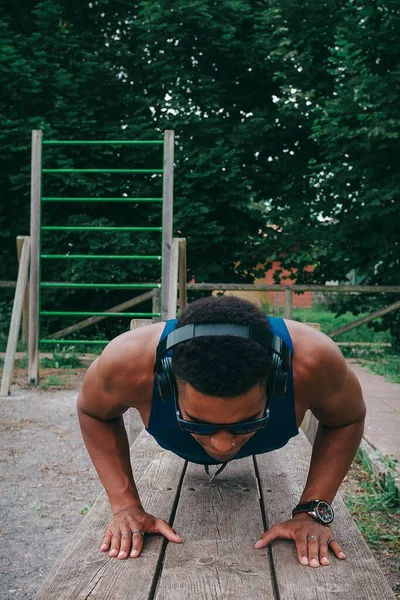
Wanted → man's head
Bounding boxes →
[172,296,273,461]
[173,295,273,397]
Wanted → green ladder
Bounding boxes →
[28,130,174,384]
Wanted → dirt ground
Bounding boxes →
[0,368,399,599]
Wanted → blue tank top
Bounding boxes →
[146,317,298,465]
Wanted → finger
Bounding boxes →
[307,537,320,568]
[153,520,183,543]
[254,525,288,549]
[118,531,133,559]
[319,542,330,566]
[295,537,309,566]
[109,532,121,557]
[130,531,145,558]
[329,538,346,560]
[100,529,112,552]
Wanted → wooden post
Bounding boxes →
[1,237,31,396]
[152,288,161,322]
[167,238,179,319]
[16,236,29,344]
[178,238,187,313]
[284,288,293,319]
[161,130,174,321]
[29,129,42,385]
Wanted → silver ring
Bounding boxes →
[132,529,145,537]
[307,535,319,541]
[327,537,337,546]
[121,531,132,536]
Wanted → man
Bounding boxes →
[77,295,365,569]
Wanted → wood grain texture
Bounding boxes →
[35,431,186,600]
[256,431,396,599]
[1,237,30,396]
[154,458,276,600]
[16,236,30,344]
[178,237,187,312]
[166,237,179,319]
[161,130,174,321]
[29,130,42,385]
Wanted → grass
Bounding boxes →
[288,305,400,384]
[39,374,64,389]
[363,356,400,384]
[343,450,400,555]
[291,305,392,343]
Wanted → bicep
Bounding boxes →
[311,364,366,428]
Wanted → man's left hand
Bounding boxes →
[254,513,346,567]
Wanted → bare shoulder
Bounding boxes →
[285,319,365,425]
[285,319,347,392]
[77,322,164,419]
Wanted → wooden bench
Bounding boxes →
[35,427,396,599]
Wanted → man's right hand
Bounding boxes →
[100,506,183,559]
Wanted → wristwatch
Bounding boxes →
[292,500,334,525]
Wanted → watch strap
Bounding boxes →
[292,500,318,518]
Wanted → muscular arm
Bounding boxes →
[300,362,366,504]
[77,336,182,559]
[77,357,142,513]
[256,332,366,567]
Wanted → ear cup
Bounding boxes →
[156,356,177,401]
[268,337,289,398]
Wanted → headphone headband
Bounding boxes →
[154,322,288,372]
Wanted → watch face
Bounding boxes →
[316,501,334,524]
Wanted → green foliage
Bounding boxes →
[38,374,64,388]
[40,345,82,369]
[1,0,398,343]
[344,450,400,552]
[293,305,390,340]
[361,354,400,384]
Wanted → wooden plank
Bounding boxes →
[284,289,293,319]
[154,457,276,600]
[1,237,31,397]
[178,238,187,312]
[328,300,400,337]
[301,410,318,445]
[130,318,154,330]
[16,236,30,344]
[127,318,151,444]
[152,288,161,322]
[166,237,179,319]
[187,284,400,293]
[29,129,42,385]
[256,432,396,599]
[161,130,174,321]
[35,431,186,600]
[49,290,154,339]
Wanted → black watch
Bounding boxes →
[292,500,334,525]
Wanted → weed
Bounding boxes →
[79,502,94,515]
[343,451,400,552]
[40,345,82,369]
[39,375,63,389]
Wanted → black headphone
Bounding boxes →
[154,323,291,401]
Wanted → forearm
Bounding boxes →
[78,408,143,513]
[299,418,365,503]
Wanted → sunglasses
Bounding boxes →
[174,395,270,436]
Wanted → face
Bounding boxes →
[177,380,267,462]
